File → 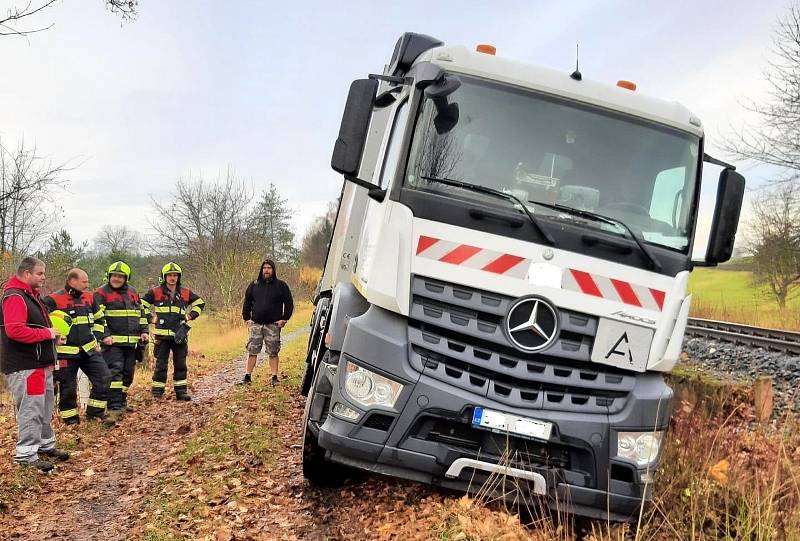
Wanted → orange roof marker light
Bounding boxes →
[617,80,637,91]
[476,44,496,55]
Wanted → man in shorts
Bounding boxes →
[239,259,293,386]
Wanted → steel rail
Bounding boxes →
[685,317,800,355]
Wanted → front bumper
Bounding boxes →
[316,305,672,521]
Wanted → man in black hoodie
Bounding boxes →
[240,259,293,386]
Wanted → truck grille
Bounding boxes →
[408,276,635,414]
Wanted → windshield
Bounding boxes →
[405,76,701,253]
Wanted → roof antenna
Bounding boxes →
[570,43,582,81]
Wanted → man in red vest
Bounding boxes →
[0,257,71,472]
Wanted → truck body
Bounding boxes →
[301,33,745,521]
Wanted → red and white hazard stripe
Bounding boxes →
[563,269,665,311]
[415,235,666,311]
[416,235,530,278]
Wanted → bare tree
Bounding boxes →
[724,5,800,182]
[149,169,262,312]
[747,183,800,309]
[93,224,142,257]
[0,138,68,272]
[0,0,137,38]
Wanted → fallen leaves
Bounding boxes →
[708,459,730,485]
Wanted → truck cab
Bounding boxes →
[301,32,745,521]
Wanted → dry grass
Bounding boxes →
[431,399,800,540]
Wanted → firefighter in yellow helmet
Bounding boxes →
[93,261,149,421]
[141,263,205,400]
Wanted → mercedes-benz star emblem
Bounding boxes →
[504,297,559,352]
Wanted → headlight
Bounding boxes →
[343,361,404,408]
[616,430,664,467]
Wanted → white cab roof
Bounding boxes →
[418,45,703,137]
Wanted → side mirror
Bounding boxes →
[705,169,745,264]
[331,78,379,177]
[424,75,461,134]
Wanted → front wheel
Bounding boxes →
[301,352,347,485]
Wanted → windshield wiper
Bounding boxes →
[528,200,662,272]
[420,175,555,245]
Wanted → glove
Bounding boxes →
[174,321,190,345]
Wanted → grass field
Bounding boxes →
[688,268,800,330]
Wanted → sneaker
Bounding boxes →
[236,374,252,386]
[271,375,279,387]
[20,459,54,472]
[41,448,70,461]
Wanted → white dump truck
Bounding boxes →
[301,33,745,521]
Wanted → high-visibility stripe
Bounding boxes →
[82,340,98,352]
[154,328,175,336]
[57,345,80,354]
[416,235,439,255]
[87,399,107,409]
[106,309,142,317]
[72,316,90,324]
[416,234,667,311]
[190,298,205,308]
[122,386,129,393]
[94,308,105,319]
[482,254,526,275]
[110,381,124,389]
[173,379,188,387]
[154,306,185,314]
[151,381,166,388]
[110,335,140,344]
[93,324,105,333]
[59,408,79,419]
[610,279,642,307]
[139,318,149,325]
[439,244,482,265]
[569,269,603,298]
[141,299,152,309]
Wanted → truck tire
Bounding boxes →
[301,352,347,486]
[300,296,331,397]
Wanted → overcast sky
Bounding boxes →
[0,0,790,250]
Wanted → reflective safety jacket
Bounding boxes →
[142,285,205,339]
[43,286,104,359]
[93,283,148,347]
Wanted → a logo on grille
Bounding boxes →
[505,297,559,352]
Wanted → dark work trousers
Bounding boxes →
[54,351,112,422]
[102,345,137,410]
[152,339,189,397]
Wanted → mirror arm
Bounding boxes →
[703,153,736,171]
[690,260,718,268]
[368,73,410,85]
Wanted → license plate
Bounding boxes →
[472,407,553,441]
[591,318,654,372]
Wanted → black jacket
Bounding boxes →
[242,260,293,325]
[94,283,148,347]
[43,286,104,359]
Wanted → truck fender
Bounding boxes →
[328,282,370,352]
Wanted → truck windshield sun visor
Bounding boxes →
[421,175,556,246]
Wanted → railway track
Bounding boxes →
[685,317,800,356]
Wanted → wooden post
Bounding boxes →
[753,376,774,423]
